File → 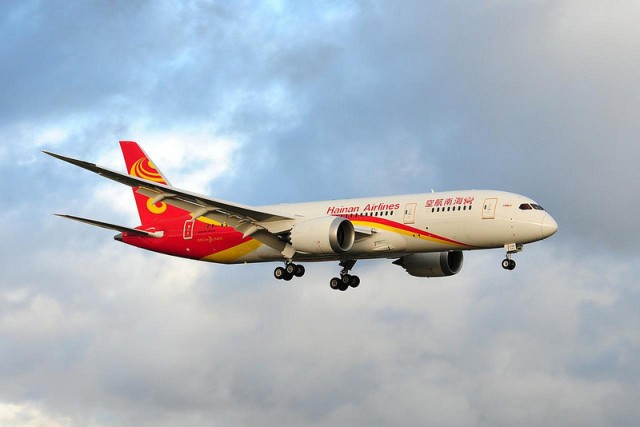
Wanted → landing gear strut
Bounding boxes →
[330,260,360,291]
[502,243,523,271]
[274,262,305,281]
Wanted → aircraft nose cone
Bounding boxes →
[541,214,558,238]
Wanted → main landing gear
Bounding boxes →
[502,243,523,271]
[274,262,305,281]
[273,260,361,291]
[329,260,360,292]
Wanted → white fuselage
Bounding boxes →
[233,190,558,263]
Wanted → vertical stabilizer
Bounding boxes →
[119,141,187,224]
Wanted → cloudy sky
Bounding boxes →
[1,0,639,425]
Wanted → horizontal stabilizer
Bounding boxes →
[55,214,163,238]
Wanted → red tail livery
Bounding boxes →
[119,141,187,223]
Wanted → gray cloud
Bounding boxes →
[2,244,638,426]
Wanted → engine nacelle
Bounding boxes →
[289,216,355,254]
[393,251,464,277]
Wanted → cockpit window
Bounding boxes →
[519,203,545,211]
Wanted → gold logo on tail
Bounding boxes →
[146,198,168,214]
[130,158,168,214]
[129,158,165,183]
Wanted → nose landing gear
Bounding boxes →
[502,243,523,270]
[274,259,362,291]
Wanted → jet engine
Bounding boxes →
[393,251,464,277]
[289,216,355,254]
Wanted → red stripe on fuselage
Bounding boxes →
[342,214,476,248]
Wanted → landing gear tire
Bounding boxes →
[285,263,296,275]
[502,259,516,270]
[330,260,361,291]
[276,263,305,281]
[294,264,305,277]
[274,266,287,280]
[330,277,351,291]
[349,275,360,288]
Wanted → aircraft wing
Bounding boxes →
[44,151,299,257]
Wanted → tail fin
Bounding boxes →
[119,141,188,224]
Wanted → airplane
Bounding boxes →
[44,141,558,291]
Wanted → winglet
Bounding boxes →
[43,150,100,172]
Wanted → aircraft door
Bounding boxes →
[482,198,498,219]
[404,203,417,224]
[183,219,195,239]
